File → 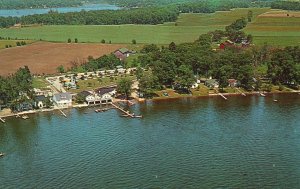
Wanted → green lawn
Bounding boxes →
[68,75,136,93]
[32,77,49,89]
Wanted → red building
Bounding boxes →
[219,40,234,50]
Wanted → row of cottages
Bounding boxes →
[204,79,239,88]
[114,48,135,61]
[77,87,116,105]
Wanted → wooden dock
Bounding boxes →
[0,117,5,123]
[218,93,228,100]
[110,103,142,118]
[59,109,67,118]
[236,88,246,96]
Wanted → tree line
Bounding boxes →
[106,0,269,8]
[271,1,300,11]
[0,6,179,28]
[0,0,103,9]
[0,66,33,110]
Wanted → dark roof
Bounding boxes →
[77,91,91,98]
[118,48,130,54]
[114,51,126,59]
[95,87,116,96]
[35,95,46,102]
[54,93,72,101]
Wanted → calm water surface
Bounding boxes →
[0,4,120,17]
[1,94,300,188]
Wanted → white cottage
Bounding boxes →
[53,93,72,108]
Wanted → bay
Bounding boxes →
[0,4,120,17]
[0,94,300,188]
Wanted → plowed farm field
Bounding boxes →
[0,42,123,75]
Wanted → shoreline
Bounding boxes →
[0,91,299,121]
[147,90,300,102]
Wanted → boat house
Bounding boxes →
[95,87,116,104]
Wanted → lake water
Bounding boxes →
[0,4,120,17]
[1,94,300,188]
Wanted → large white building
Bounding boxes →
[53,93,72,108]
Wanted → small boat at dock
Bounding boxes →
[260,93,266,97]
[95,108,109,113]
[22,115,29,120]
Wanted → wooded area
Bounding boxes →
[0,0,103,9]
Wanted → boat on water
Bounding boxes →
[95,108,109,113]
[0,153,5,157]
[273,99,278,102]
[260,93,266,97]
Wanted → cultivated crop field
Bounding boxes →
[0,42,124,76]
[244,10,300,46]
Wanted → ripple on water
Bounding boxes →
[0,94,300,188]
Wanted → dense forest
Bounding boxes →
[271,1,300,11]
[0,0,104,9]
[105,0,268,8]
[0,6,179,27]
[0,66,33,110]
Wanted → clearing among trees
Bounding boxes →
[0,42,123,76]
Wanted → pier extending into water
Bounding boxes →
[110,102,142,118]
[236,88,246,96]
[58,109,67,118]
[0,117,5,123]
[218,93,228,100]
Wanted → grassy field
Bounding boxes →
[68,75,136,93]
[0,8,264,45]
[0,25,224,44]
[244,11,300,46]
[0,8,299,46]
[0,40,34,49]
[32,77,49,89]
[176,8,270,26]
